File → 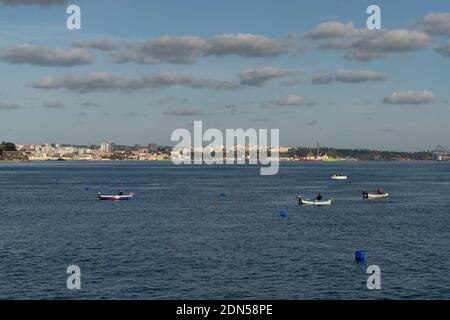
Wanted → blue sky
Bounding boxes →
[0,0,449,151]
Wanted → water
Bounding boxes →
[0,161,449,299]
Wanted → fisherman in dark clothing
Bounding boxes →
[316,194,323,201]
[117,190,123,196]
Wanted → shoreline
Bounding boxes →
[0,160,31,163]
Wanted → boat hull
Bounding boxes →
[362,191,389,199]
[98,194,134,201]
[331,176,347,180]
[297,196,332,206]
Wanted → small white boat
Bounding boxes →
[97,192,134,201]
[297,196,332,206]
[362,191,389,199]
[331,174,347,180]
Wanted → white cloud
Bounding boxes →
[30,72,239,93]
[311,70,385,84]
[383,90,436,105]
[204,33,286,57]
[305,21,432,61]
[335,69,386,83]
[113,36,206,64]
[421,12,450,36]
[239,67,296,86]
[352,30,431,52]
[0,44,94,67]
[305,22,359,38]
[110,33,286,65]
[275,95,317,107]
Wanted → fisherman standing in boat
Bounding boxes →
[117,189,123,195]
[316,193,323,201]
[376,188,384,194]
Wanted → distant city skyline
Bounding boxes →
[1,0,450,151]
[8,141,448,162]
[12,140,447,153]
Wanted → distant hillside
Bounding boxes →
[0,141,16,153]
[283,147,434,161]
[0,142,28,161]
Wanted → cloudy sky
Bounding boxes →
[0,0,449,151]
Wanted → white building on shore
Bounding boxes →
[100,140,113,153]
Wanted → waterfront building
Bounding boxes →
[101,140,113,153]
[148,143,158,153]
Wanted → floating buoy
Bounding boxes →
[355,250,365,262]
[279,210,288,218]
[220,192,226,197]
[85,187,90,191]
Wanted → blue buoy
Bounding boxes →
[355,250,366,262]
[85,187,90,191]
[220,192,226,197]
[279,210,288,218]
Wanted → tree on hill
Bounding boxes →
[0,141,17,154]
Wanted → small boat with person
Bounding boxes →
[331,174,347,180]
[297,194,332,206]
[97,190,134,201]
[362,188,389,199]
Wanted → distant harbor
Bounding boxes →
[1,141,449,162]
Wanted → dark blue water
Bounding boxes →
[0,161,449,299]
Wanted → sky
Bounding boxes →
[0,0,449,151]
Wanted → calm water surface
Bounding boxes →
[0,161,449,299]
